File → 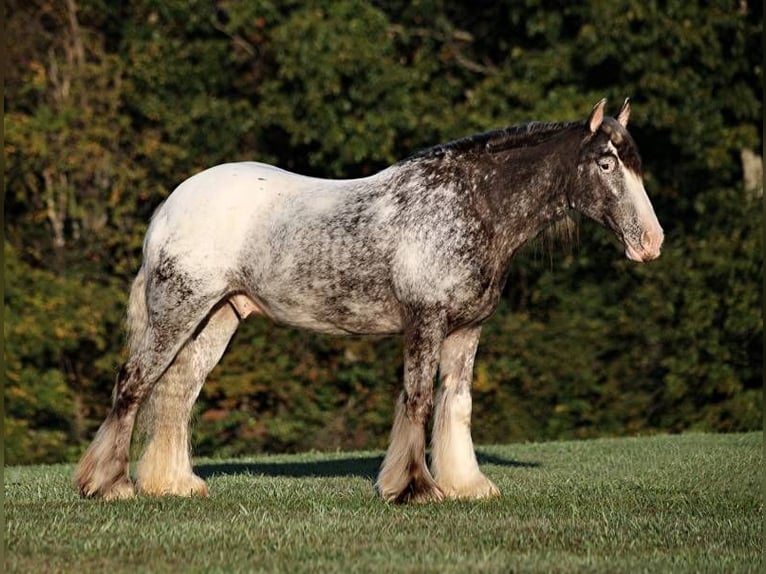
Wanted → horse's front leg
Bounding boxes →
[431,326,500,499]
[376,313,446,504]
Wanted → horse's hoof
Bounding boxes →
[185,474,210,497]
[102,478,137,501]
[76,469,135,500]
[79,477,135,501]
[138,473,209,497]
[393,476,445,504]
[438,474,501,500]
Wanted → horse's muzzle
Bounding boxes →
[625,228,664,262]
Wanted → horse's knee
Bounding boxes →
[404,388,433,424]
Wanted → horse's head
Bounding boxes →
[570,98,664,262]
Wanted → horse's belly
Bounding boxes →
[262,296,404,335]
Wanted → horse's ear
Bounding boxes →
[588,98,607,133]
[617,97,631,128]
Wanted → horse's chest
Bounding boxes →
[449,278,504,326]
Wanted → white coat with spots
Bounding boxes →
[75,99,663,503]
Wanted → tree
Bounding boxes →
[4,0,761,463]
[4,243,124,463]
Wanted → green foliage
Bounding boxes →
[120,0,258,183]
[4,0,762,464]
[4,244,125,464]
[195,319,401,456]
[256,1,416,175]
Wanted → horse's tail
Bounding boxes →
[126,265,149,356]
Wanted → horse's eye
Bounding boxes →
[598,156,616,173]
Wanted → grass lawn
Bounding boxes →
[4,432,763,573]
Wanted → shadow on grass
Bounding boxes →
[196,450,539,480]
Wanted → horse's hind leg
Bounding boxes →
[74,266,223,500]
[74,342,183,500]
[136,302,240,497]
[376,314,446,504]
[431,326,499,499]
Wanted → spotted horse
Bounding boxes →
[75,99,663,503]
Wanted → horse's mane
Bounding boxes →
[402,120,584,163]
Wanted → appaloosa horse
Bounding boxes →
[75,98,663,503]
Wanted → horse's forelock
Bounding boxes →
[601,118,642,174]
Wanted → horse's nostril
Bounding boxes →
[641,230,651,247]
[642,229,663,251]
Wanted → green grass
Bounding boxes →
[5,432,763,573]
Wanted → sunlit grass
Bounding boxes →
[5,432,762,573]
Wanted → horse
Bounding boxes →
[74,98,663,503]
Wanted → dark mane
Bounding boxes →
[401,120,584,163]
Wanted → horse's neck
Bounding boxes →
[481,132,578,257]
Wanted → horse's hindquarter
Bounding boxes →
[147,163,297,265]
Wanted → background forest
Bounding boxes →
[4,0,762,464]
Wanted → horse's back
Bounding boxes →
[159,161,354,214]
[145,162,363,261]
